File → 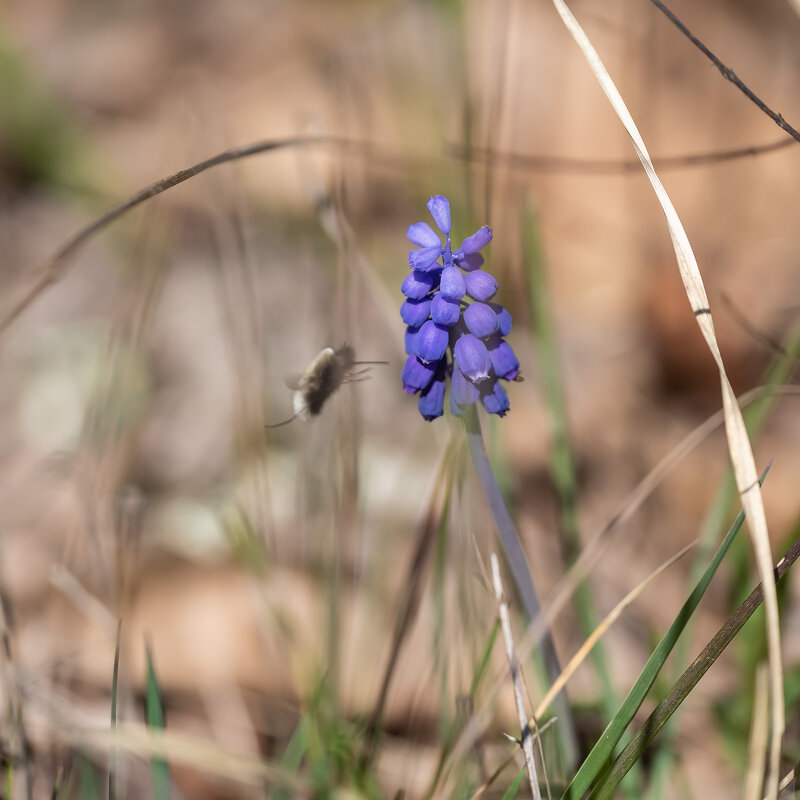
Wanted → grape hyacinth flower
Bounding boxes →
[400,196,575,757]
[401,195,520,421]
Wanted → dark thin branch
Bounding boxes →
[0,134,409,337]
[446,136,794,174]
[647,0,800,144]
[2,123,796,337]
[0,136,316,336]
[720,292,790,359]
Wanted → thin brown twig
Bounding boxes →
[446,136,794,174]
[2,116,797,340]
[646,0,800,143]
[720,292,790,358]
[2,123,796,338]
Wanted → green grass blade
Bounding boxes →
[470,619,500,698]
[109,621,121,800]
[77,756,100,800]
[562,464,771,799]
[145,643,171,800]
[50,766,63,800]
[270,715,309,800]
[108,620,122,800]
[647,321,800,797]
[591,532,800,800]
[500,766,526,800]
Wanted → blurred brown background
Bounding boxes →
[0,0,799,797]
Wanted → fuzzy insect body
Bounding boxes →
[267,345,385,428]
[292,345,355,419]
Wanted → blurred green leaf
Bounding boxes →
[564,465,769,799]
[109,622,121,800]
[77,755,100,800]
[145,644,170,800]
[500,766,526,800]
[0,30,93,191]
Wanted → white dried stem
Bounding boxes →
[491,553,542,800]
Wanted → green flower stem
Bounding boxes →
[463,404,579,768]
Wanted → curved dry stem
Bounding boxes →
[549,4,784,793]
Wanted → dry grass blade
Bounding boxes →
[49,565,118,641]
[490,554,542,800]
[772,767,797,799]
[549,3,783,795]
[745,664,770,800]
[534,542,693,721]
[69,724,306,791]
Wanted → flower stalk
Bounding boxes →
[463,405,578,767]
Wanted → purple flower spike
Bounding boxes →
[431,293,461,326]
[407,221,441,247]
[427,195,452,234]
[419,375,446,421]
[464,270,498,301]
[460,225,493,254]
[481,381,509,417]
[400,194,517,420]
[400,297,432,327]
[409,246,443,272]
[489,302,512,336]
[488,337,520,380]
[401,270,437,300]
[404,325,420,355]
[454,334,491,383]
[440,266,466,301]
[401,355,436,393]
[415,320,449,363]
[454,252,484,272]
[464,302,499,339]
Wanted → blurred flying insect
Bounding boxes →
[267,345,387,428]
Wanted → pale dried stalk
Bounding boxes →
[534,542,693,720]
[490,553,542,800]
[548,3,783,795]
[745,664,770,800]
